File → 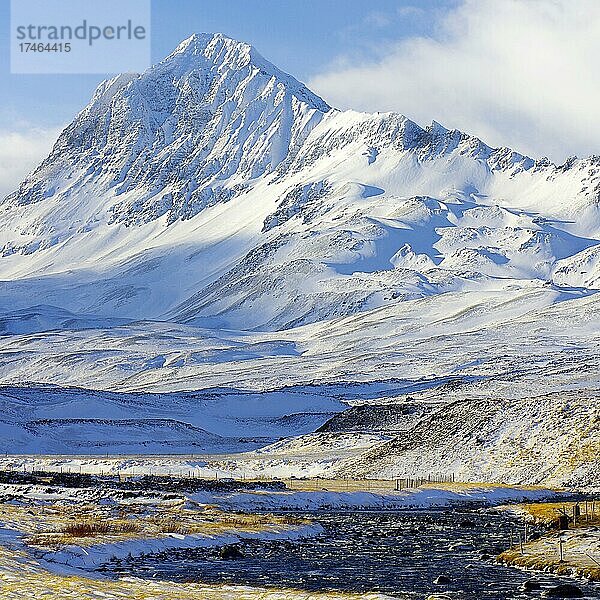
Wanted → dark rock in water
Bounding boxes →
[433,575,451,585]
[542,584,584,598]
[219,545,244,560]
[521,579,542,591]
[459,519,476,528]
[479,552,491,561]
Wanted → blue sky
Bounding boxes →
[0,0,598,197]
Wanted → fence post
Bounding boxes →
[558,537,564,562]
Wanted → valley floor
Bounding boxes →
[0,473,597,599]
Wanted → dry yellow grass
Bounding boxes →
[284,478,398,492]
[498,536,600,582]
[0,501,308,552]
[285,478,559,494]
[0,501,386,598]
[514,501,600,527]
[420,481,554,492]
[282,478,536,493]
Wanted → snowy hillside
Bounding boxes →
[334,390,599,488]
[0,384,343,454]
[0,34,598,483]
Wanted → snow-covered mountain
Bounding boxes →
[0,34,598,484]
[2,33,599,329]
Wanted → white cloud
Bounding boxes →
[310,0,600,162]
[0,126,62,199]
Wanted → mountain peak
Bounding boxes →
[4,32,331,221]
[168,32,252,64]
[4,32,597,242]
[161,32,329,112]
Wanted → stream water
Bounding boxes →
[102,509,600,599]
